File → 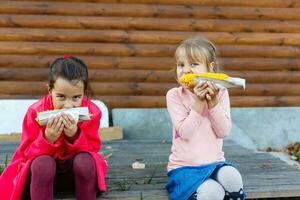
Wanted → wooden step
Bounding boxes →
[1,1,300,20]
[100,139,300,199]
[4,139,300,199]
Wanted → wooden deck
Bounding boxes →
[1,139,300,199]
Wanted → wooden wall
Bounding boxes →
[1,0,300,108]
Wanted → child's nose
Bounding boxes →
[183,66,191,73]
[64,100,74,109]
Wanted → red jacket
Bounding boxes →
[0,95,107,200]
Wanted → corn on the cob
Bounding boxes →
[36,107,91,126]
[179,73,245,89]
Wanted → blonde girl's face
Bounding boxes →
[176,48,210,81]
[176,59,208,80]
[49,77,84,109]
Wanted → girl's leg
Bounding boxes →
[73,152,97,200]
[214,166,246,200]
[30,155,56,200]
[195,178,225,200]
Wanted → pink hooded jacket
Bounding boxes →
[0,95,107,200]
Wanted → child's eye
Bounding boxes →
[177,63,185,68]
[73,96,82,101]
[57,95,65,100]
[191,63,199,68]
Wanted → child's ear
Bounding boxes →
[47,84,52,95]
[209,62,216,72]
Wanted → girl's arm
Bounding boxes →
[166,89,205,140]
[208,89,231,138]
[16,108,62,161]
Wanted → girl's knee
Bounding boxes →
[216,166,243,192]
[31,155,56,182]
[196,179,225,200]
[73,153,95,178]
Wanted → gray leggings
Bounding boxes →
[195,166,245,200]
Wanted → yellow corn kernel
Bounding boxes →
[196,73,229,81]
[179,73,229,87]
[179,74,197,87]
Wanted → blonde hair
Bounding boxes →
[174,37,218,73]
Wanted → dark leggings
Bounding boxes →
[24,153,97,200]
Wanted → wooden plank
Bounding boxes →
[0,55,300,71]
[100,127,123,141]
[221,57,300,71]
[0,55,174,70]
[0,95,300,107]
[0,127,123,142]
[2,16,300,34]
[99,190,167,200]
[2,81,300,96]
[8,0,300,8]
[220,45,300,58]
[0,81,176,95]
[1,2,300,20]
[3,28,300,45]
[229,71,300,83]
[0,41,177,57]
[0,68,175,82]
[230,96,300,107]
[0,42,300,58]
[2,68,300,84]
[230,84,300,96]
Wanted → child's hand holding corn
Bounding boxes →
[194,81,219,108]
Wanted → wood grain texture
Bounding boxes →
[0,1,299,107]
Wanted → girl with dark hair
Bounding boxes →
[0,55,107,200]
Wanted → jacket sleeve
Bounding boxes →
[64,110,102,154]
[166,89,205,140]
[17,108,62,161]
[208,89,232,138]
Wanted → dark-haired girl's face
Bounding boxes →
[49,77,84,109]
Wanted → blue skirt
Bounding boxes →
[166,161,234,200]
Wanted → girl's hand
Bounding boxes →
[61,113,78,138]
[45,114,64,144]
[193,81,208,101]
[206,81,219,108]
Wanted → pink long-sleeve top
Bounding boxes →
[166,87,231,171]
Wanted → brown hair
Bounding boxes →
[48,56,92,96]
